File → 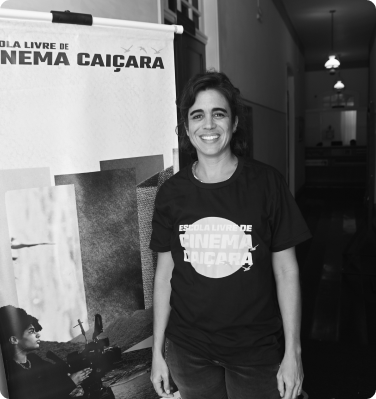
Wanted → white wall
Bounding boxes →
[217,0,305,192]
[1,0,160,22]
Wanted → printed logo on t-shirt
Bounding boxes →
[179,217,258,278]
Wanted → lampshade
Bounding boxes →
[325,55,340,69]
[334,80,345,90]
[324,11,340,70]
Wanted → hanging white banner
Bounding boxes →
[0,14,180,399]
[0,18,178,174]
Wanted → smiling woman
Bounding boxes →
[186,89,237,162]
[150,71,311,399]
[176,71,249,183]
[177,71,248,158]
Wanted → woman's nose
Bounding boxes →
[204,116,216,129]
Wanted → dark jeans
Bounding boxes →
[165,339,281,399]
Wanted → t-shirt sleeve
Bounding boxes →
[269,171,311,252]
[149,183,173,252]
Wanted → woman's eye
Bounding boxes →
[192,114,203,120]
[214,112,225,118]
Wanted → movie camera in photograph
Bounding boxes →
[47,314,122,399]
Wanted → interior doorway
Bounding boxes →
[320,110,357,146]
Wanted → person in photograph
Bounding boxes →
[150,71,311,399]
[0,305,91,399]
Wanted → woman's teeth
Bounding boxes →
[201,135,219,141]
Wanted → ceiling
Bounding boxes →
[281,0,376,69]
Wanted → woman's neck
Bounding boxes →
[194,153,238,183]
[13,349,27,364]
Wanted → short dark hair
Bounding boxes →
[0,305,42,357]
[177,70,249,158]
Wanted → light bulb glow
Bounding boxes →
[325,55,340,69]
[334,80,345,90]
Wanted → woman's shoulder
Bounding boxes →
[28,353,52,370]
[157,164,192,193]
[242,158,285,183]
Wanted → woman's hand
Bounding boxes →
[152,252,174,398]
[69,368,92,386]
[276,351,304,399]
[151,353,174,398]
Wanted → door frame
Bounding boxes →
[287,72,296,195]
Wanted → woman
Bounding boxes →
[0,305,91,399]
[150,71,311,399]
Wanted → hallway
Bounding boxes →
[296,187,376,399]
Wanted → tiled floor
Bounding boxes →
[295,187,376,399]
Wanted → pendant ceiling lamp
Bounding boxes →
[334,69,345,91]
[324,10,340,70]
[334,80,345,90]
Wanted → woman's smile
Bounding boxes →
[200,133,220,142]
[187,89,237,158]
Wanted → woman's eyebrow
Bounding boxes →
[189,107,228,116]
[212,107,228,113]
[189,109,203,116]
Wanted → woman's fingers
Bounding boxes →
[277,370,285,397]
[162,373,171,395]
[150,356,174,398]
[151,377,173,398]
[69,368,92,385]
[152,379,164,397]
[82,368,91,379]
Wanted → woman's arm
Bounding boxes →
[151,251,175,398]
[272,247,303,399]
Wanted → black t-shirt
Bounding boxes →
[150,157,311,365]
[5,353,76,399]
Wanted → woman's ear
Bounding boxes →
[9,336,18,345]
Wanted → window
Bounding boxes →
[168,0,176,12]
[165,0,203,31]
[322,91,358,109]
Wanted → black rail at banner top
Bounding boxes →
[51,10,93,26]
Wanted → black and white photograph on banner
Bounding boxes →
[55,169,145,324]
[0,7,179,399]
[5,185,88,343]
[99,155,164,186]
[100,157,175,309]
[0,303,164,399]
[135,165,175,308]
[0,172,175,399]
[0,168,52,308]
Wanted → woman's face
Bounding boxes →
[186,89,238,159]
[16,324,40,352]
